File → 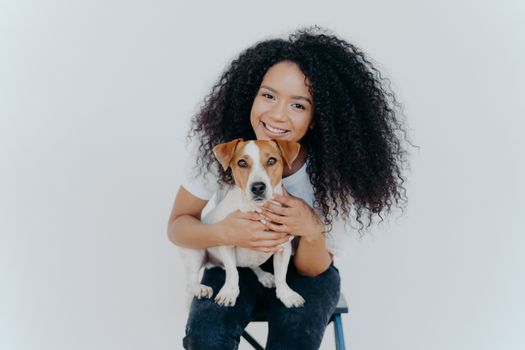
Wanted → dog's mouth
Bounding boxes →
[252,196,266,203]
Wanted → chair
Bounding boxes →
[241,293,349,350]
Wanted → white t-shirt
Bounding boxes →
[181,154,348,256]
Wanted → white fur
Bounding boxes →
[179,141,305,308]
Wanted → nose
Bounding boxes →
[269,102,288,122]
[251,182,266,196]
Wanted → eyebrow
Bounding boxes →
[260,85,312,105]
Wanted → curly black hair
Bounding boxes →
[187,26,412,233]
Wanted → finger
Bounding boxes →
[255,231,290,240]
[255,246,284,253]
[262,201,288,215]
[255,240,291,252]
[238,211,262,221]
[252,237,290,248]
[282,187,295,198]
[251,221,268,231]
[260,210,289,225]
[251,240,276,248]
[264,221,291,234]
[272,193,295,206]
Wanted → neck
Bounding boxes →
[283,145,307,178]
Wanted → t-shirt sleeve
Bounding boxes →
[324,216,350,256]
[180,145,219,201]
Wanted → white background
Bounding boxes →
[1,0,524,349]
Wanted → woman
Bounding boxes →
[168,26,410,349]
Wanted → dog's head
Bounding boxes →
[213,139,300,203]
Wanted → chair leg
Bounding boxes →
[333,314,346,350]
[241,330,265,350]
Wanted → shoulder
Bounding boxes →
[180,143,220,201]
[324,218,350,256]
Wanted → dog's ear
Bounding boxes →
[213,138,243,171]
[273,139,301,170]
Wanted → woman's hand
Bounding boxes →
[259,188,325,243]
[218,210,293,253]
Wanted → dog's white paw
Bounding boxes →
[256,271,275,288]
[193,284,213,299]
[276,286,305,308]
[214,284,240,307]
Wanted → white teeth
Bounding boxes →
[264,122,287,134]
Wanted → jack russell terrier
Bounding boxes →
[180,138,305,308]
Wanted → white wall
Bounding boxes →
[1,1,524,349]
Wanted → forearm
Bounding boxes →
[293,234,333,277]
[167,214,225,249]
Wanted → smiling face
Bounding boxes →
[250,61,314,143]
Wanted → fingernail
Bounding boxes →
[260,219,267,224]
[289,236,294,242]
[255,208,262,213]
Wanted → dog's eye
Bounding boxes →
[267,157,277,166]
[237,159,248,167]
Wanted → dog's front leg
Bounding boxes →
[273,243,305,308]
[180,248,213,308]
[214,246,240,307]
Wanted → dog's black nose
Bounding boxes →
[251,182,266,196]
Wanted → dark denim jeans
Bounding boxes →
[183,256,341,350]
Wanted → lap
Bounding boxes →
[184,265,265,332]
[264,263,341,349]
[183,259,340,350]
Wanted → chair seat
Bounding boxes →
[243,293,349,349]
[250,293,348,322]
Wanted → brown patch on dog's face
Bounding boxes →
[255,140,286,189]
[213,138,243,171]
[272,139,301,170]
[228,141,252,192]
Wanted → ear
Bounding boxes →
[273,139,301,170]
[213,138,243,171]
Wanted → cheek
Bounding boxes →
[291,114,313,137]
[251,97,272,120]
[250,100,262,119]
[250,109,260,131]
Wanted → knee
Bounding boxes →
[183,315,238,350]
[267,311,329,350]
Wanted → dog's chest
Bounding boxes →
[201,186,254,224]
[202,187,274,268]
[235,248,272,268]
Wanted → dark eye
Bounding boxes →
[292,103,305,110]
[267,157,277,166]
[262,93,274,100]
[237,159,248,167]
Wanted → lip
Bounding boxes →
[260,121,290,137]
